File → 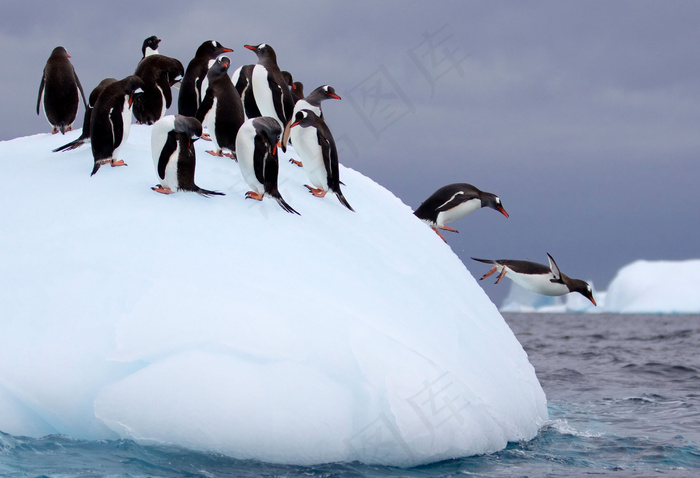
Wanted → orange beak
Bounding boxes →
[128,94,134,107]
[498,206,509,218]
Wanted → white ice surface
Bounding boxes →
[0,127,547,467]
[603,259,700,314]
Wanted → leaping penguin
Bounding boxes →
[413,183,509,242]
[471,254,597,305]
[37,46,87,135]
[235,117,299,214]
[178,40,233,117]
[196,55,244,159]
[290,109,354,211]
[150,115,224,196]
[89,75,145,176]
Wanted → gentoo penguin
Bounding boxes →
[37,46,87,134]
[141,36,161,59]
[196,56,244,158]
[291,81,304,103]
[290,109,354,211]
[90,75,145,176]
[243,44,294,132]
[413,183,509,242]
[230,64,261,119]
[150,115,224,196]
[133,52,184,125]
[471,254,597,305]
[53,78,117,153]
[235,117,299,214]
[178,40,233,117]
[283,84,341,159]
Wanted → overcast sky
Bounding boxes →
[3,1,699,304]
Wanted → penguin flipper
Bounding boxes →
[546,253,562,280]
[471,257,498,265]
[194,187,225,197]
[195,91,214,123]
[109,106,124,151]
[253,136,268,186]
[158,132,178,180]
[53,136,87,153]
[37,74,45,115]
[269,77,286,125]
[74,66,87,109]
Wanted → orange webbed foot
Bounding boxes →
[495,267,507,284]
[289,159,303,167]
[438,224,459,233]
[111,159,127,167]
[304,185,327,197]
[206,149,224,157]
[201,133,212,141]
[245,191,264,201]
[479,266,498,281]
[431,226,448,243]
[151,185,174,194]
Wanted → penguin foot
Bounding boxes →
[479,266,498,281]
[51,127,59,135]
[431,226,448,243]
[110,159,127,167]
[205,149,224,157]
[495,267,507,284]
[224,152,236,160]
[245,191,264,201]
[201,133,212,141]
[438,224,459,233]
[151,185,174,194]
[289,159,303,167]
[305,185,327,198]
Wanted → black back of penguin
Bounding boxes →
[37,46,87,134]
[134,54,185,125]
[90,75,144,174]
[196,56,245,155]
[179,40,233,117]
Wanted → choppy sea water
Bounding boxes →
[1,313,699,477]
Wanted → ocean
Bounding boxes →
[1,313,699,477]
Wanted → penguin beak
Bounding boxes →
[244,45,257,52]
[329,93,341,100]
[222,48,233,53]
[272,143,278,156]
[128,94,134,107]
[497,206,509,218]
[588,294,597,307]
[67,54,71,59]
[291,120,301,128]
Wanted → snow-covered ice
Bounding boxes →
[603,259,700,314]
[0,127,547,467]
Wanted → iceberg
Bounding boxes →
[603,259,700,314]
[0,127,547,467]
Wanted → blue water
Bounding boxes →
[2,313,699,477]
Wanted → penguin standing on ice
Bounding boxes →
[90,75,145,176]
[471,254,597,305]
[243,44,294,132]
[283,84,341,160]
[231,64,261,119]
[196,56,244,158]
[235,116,299,214]
[290,109,354,211]
[178,40,233,117]
[133,37,184,125]
[150,115,224,196]
[37,46,87,134]
[53,78,117,153]
[413,183,509,242]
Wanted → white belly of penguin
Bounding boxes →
[293,127,328,190]
[436,198,480,226]
[235,123,264,194]
[251,66,280,126]
[160,145,182,190]
[157,84,167,118]
[202,97,220,150]
[506,269,570,296]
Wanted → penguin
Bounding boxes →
[53,78,117,153]
[283,84,341,160]
[231,63,261,119]
[141,36,161,59]
[133,53,184,125]
[413,183,509,242]
[150,115,224,196]
[289,109,354,211]
[196,55,245,158]
[235,117,299,214]
[37,46,87,134]
[243,44,294,132]
[178,40,233,118]
[471,254,597,305]
[291,81,304,103]
[90,75,145,176]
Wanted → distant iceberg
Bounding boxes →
[603,259,700,314]
[0,128,547,467]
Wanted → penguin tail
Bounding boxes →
[53,137,87,153]
[194,187,225,197]
[470,257,497,265]
[90,162,101,176]
[274,193,300,215]
[335,190,354,212]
